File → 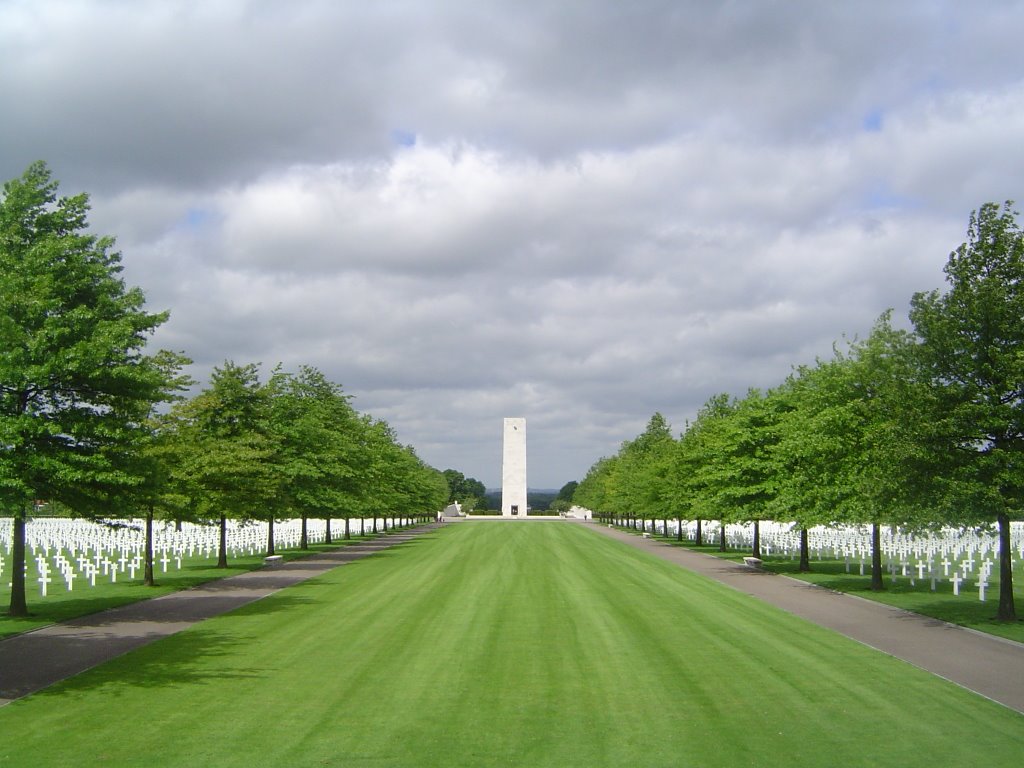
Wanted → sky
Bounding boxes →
[2,1,1023,489]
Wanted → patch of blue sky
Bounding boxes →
[391,129,417,147]
[862,179,920,213]
[862,108,884,132]
[175,206,219,232]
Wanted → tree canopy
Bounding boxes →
[909,201,1024,619]
[1,162,175,615]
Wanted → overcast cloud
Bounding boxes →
[3,1,1023,488]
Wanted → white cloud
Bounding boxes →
[3,1,1022,487]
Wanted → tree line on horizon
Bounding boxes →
[574,201,1024,622]
[441,469,579,514]
[1,162,449,618]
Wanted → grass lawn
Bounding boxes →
[0,522,1021,767]
[0,533,390,639]
[642,531,1024,644]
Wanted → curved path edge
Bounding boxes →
[585,522,1024,714]
[0,524,440,706]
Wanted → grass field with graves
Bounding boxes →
[1,522,1021,768]
[0,518,398,639]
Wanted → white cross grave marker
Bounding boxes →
[38,562,51,597]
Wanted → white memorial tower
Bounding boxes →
[501,417,527,517]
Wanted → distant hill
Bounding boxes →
[481,489,560,511]
[484,488,560,494]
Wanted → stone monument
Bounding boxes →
[501,417,527,517]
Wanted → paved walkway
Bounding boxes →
[586,523,1024,714]
[0,525,438,706]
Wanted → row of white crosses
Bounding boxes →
[0,517,394,598]
[665,519,1023,602]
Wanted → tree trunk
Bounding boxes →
[325,517,332,544]
[266,517,275,556]
[300,515,308,549]
[676,517,683,542]
[798,527,810,572]
[144,506,155,587]
[996,511,1017,621]
[217,514,228,568]
[719,520,727,552]
[695,518,703,547]
[752,519,761,559]
[870,522,884,591]
[8,508,29,617]
[345,517,351,540]
[373,516,378,533]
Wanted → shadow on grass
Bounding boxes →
[1,590,319,703]
[354,537,433,555]
[28,625,265,702]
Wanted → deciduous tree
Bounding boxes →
[169,361,276,567]
[266,366,360,547]
[910,201,1024,620]
[1,162,171,616]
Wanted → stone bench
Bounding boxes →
[642,532,651,539]
[743,556,763,568]
[264,555,284,566]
